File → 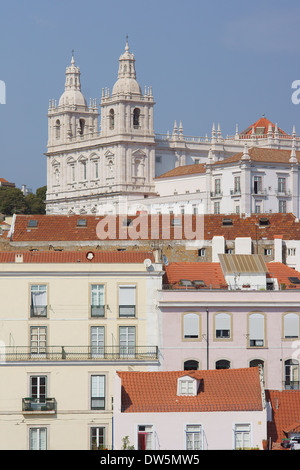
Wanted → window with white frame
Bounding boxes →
[234,176,241,194]
[177,377,197,396]
[91,326,105,357]
[253,175,262,194]
[255,203,261,214]
[183,313,199,339]
[30,375,47,403]
[119,326,136,357]
[30,326,47,355]
[214,201,220,214]
[186,425,202,450]
[284,359,299,390]
[279,200,286,213]
[278,177,286,194]
[214,178,221,195]
[91,375,105,410]
[198,248,206,257]
[215,313,231,339]
[90,427,106,450]
[249,313,264,347]
[30,285,47,317]
[138,425,154,450]
[119,285,136,317]
[91,285,105,317]
[284,313,299,339]
[234,424,251,449]
[29,427,47,450]
[287,248,296,257]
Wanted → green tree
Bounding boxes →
[0,187,26,215]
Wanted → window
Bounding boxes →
[94,160,99,179]
[91,427,106,450]
[215,313,231,339]
[119,285,136,317]
[288,248,296,256]
[178,378,196,395]
[91,375,105,409]
[214,178,221,195]
[119,326,136,357]
[284,313,299,339]
[55,119,60,139]
[255,203,261,214]
[109,109,115,130]
[216,359,230,369]
[77,218,87,226]
[186,425,202,450]
[198,248,205,257]
[30,326,47,355]
[184,360,199,371]
[91,326,105,357]
[28,219,38,227]
[278,177,286,193]
[29,427,47,450]
[249,313,264,347]
[30,376,47,403]
[284,360,299,390]
[214,201,220,214]
[234,424,251,449]
[133,108,140,128]
[279,200,286,213]
[70,164,76,183]
[264,248,272,256]
[79,118,85,135]
[234,176,241,194]
[30,285,47,317]
[183,313,199,339]
[138,425,154,450]
[81,161,87,180]
[236,205,240,214]
[250,359,265,385]
[91,285,105,317]
[253,176,262,194]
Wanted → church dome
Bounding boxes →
[58,54,87,108]
[112,39,142,97]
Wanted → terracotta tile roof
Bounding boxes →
[155,163,206,179]
[240,117,287,136]
[163,262,227,289]
[10,213,300,243]
[117,367,263,413]
[265,390,300,446]
[213,147,299,166]
[266,262,300,289]
[0,250,154,264]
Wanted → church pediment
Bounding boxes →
[132,148,147,158]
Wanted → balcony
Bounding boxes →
[275,189,292,198]
[22,397,56,414]
[230,188,241,197]
[2,345,159,362]
[251,188,267,197]
[284,381,300,390]
[210,191,223,198]
[91,305,105,317]
[119,305,136,317]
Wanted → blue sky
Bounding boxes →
[1,0,300,191]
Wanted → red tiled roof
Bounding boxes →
[117,367,263,413]
[155,163,206,179]
[213,147,299,166]
[240,117,287,136]
[10,213,300,243]
[0,251,154,264]
[266,390,300,446]
[266,262,300,289]
[163,262,227,289]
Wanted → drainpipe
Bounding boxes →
[206,308,209,370]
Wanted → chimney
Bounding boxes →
[15,254,23,263]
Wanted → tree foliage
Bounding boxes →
[0,185,46,216]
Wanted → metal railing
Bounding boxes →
[22,397,56,412]
[30,305,47,317]
[284,381,300,390]
[1,345,159,362]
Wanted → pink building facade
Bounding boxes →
[158,289,300,391]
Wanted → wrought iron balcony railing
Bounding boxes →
[30,305,47,317]
[1,345,159,362]
[22,397,56,413]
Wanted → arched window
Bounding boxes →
[184,360,199,371]
[284,313,299,339]
[183,313,199,340]
[284,359,299,389]
[55,119,61,139]
[249,313,265,347]
[250,359,265,385]
[79,119,85,135]
[215,313,231,339]
[109,109,115,130]
[216,359,230,369]
[133,108,140,128]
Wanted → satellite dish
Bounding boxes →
[144,258,152,268]
[163,255,169,266]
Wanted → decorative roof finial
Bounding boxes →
[71,49,75,65]
[125,34,129,52]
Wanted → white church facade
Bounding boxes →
[45,40,300,217]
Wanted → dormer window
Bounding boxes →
[177,376,198,396]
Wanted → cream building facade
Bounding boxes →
[0,251,162,450]
[45,40,300,216]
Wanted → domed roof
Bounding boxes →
[112,39,142,97]
[58,54,87,108]
[59,89,87,107]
